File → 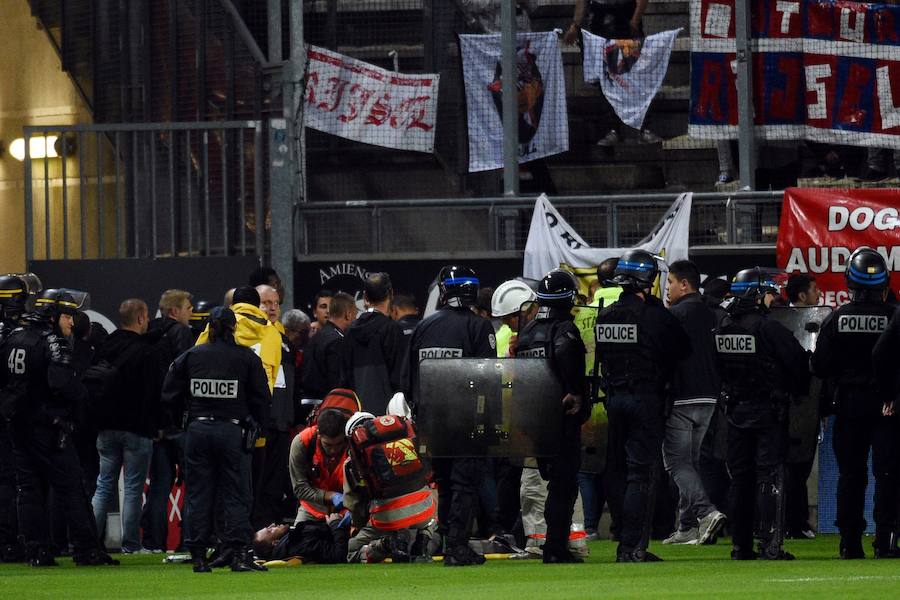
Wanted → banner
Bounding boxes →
[523,193,693,293]
[776,187,900,306]
[460,32,569,172]
[583,29,683,130]
[304,45,439,153]
[689,0,900,149]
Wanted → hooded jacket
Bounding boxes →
[343,309,405,416]
[196,302,282,393]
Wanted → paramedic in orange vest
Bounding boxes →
[342,411,437,563]
[289,408,350,523]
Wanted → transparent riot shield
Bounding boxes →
[572,302,608,473]
[768,306,833,464]
[417,358,563,458]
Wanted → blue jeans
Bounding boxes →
[92,430,153,551]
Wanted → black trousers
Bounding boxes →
[433,457,483,548]
[10,419,100,557]
[183,420,253,550]
[832,415,900,544]
[0,425,18,550]
[606,393,665,553]
[538,415,582,553]
[251,428,294,530]
[726,416,787,553]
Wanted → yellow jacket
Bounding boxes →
[196,302,283,393]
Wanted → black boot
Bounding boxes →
[190,548,211,573]
[410,532,433,563]
[1,542,27,563]
[73,548,120,566]
[230,548,268,572]
[730,545,757,561]
[391,534,410,564]
[443,543,485,567]
[840,537,865,559]
[543,544,584,564]
[873,531,900,559]
[27,545,58,568]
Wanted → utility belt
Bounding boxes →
[720,388,791,410]
[601,376,661,397]
[188,415,259,453]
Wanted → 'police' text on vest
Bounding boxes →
[191,378,239,398]
[838,315,888,334]
[715,334,756,354]
[595,324,638,344]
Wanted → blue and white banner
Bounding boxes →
[583,29,682,130]
[460,31,569,172]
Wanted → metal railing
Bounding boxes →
[24,121,267,262]
[296,191,784,258]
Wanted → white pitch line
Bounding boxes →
[766,576,900,583]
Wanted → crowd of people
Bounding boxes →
[1,250,899,571]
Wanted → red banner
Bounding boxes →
[776,187,900,306]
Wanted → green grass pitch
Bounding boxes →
[2,535,898,599]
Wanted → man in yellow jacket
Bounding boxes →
[196,286,282,394]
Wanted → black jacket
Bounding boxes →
[160,337,270,427]
[407,307,495,405]
[870,304,900,411]
[270,521,348,563]
[147,317,195,374]
[669,293,720,406]
[269,333,297,431]
[301,321,345,399]
[343,310,405,415]
[95,329,165,437]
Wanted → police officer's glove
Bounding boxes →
[562,394,582,416]
[330,492,344,508]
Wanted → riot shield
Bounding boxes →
[572,302,608,473]
[768,306,832,464]
[417,358,562,458]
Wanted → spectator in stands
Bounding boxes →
[343,273,406,416]
[563,0,661,146]
[301,292,357,400]
[142,289,195,553]
[859,148,900,182]
[91,299,160,553]
[282,309,312,355]
[252,285,297,529]
[312,290,334,331]
[289,409,351,523]
[249,267,285,305]
[786,275,821,308]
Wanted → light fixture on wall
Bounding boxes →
[8,135,76,161]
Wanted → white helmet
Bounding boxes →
[491,280,537,317]
[345,411,376,438]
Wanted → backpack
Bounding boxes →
[306,388,361,427]
[348,415,430,499]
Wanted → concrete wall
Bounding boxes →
[0,1,92,273]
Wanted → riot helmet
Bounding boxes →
[33,288,86,319]
[611,249,658,290]
[536,269,578,309]
[729,268,780,300]
[845,247,888,291]
[0,272,42,318]
[189,299,217,335]
[437,265,479,308]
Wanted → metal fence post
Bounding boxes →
[24,132,33,264]
[735,1,757,190]
[501,1,518,197]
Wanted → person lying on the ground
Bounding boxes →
[252,512,350,563]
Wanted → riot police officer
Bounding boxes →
[716,268,808,560]
[161,306,271,573]
[188,299,217,341]
[407,266,495,567]
[516,269,587,564]
[597,249,689,562]
[0,288,117,567]
[821,248,900,558]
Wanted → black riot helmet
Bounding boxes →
[611,249,659,290]
[33,288,89,320]
[0,273,42,318]
[729,267,780,300]
[845,247,888,291]
[189,299,217,335]
[437,265,479,308]
[536,269,578,309]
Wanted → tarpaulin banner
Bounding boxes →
[460,31,569,172]
[776,187,900,306]
[304,45,439,153]
[583,28,683,130]
[689,0,900,149]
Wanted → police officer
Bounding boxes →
[0,288,117,567]
[715,268,808,560]
[820,248,899,558]
[597,250,689,562]
[188,299,217,341]
[407,266,495,567]
[515,269,587,564]
[161,306,271,573]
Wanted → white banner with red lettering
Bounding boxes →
[304,46,439,153]
[460,32,569,172]
[776,187,900,306]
